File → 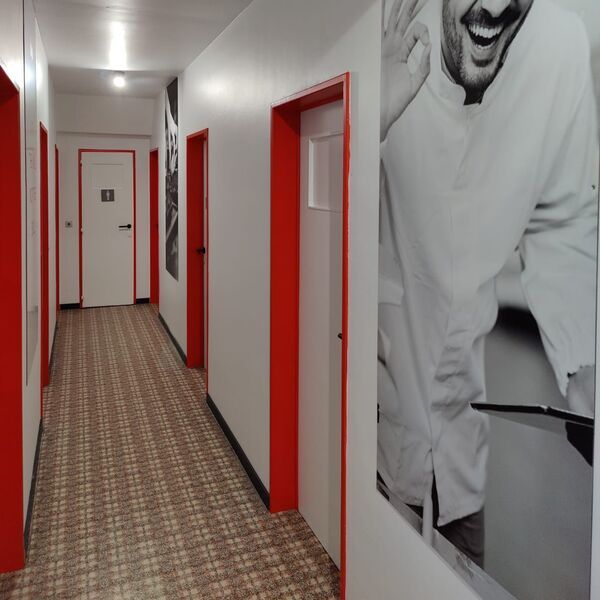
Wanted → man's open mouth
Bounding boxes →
[465,22,504,49]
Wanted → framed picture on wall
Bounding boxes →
[165,77,179,281]
[377,0,599,597]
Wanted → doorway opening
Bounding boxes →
[269,73,350,597]
[40,123,49,398]
[186,129,209,374]
[78,149,136,308]
[149,148,159,305]
[0,66,25,573]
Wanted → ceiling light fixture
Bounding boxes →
[113,72,126,88]
[109,21,127,69]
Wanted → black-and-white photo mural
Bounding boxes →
[165,77,179,280]
[377,0,599,597]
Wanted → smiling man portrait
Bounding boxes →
[377,0,599,587]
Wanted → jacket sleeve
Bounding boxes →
[519,59,599,396]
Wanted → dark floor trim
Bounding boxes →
[24,420,43,555]
[49,322,59,373]
[158,312,187,364]
[206,394,270,509]
[61,301,153,310]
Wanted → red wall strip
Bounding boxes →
[55,145,60,313]
[269,104,301,512]
[149,148,159,305]
[186,131,207,369]
[132,152,137,302]
[0,67,25,573]
[40,124,49,396]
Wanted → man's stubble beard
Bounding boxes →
[441,0,530,104]
[442,1,499,103]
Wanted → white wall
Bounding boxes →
[57,133,150,304]
[0,0,23,88]
[0,0,56,529]
[38,30,58,348]
[56,93,154,136]
[23,16,57,519]
[150,0,480,598]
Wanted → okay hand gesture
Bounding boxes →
[381,0,431,141]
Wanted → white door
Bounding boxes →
[298,101,343,567]
[81,151,134,308]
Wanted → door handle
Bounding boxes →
[337,333,343,340]
[118,224,132,230]
[196,247,206,255]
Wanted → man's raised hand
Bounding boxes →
[381,0,431,141]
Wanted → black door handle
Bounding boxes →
[196,247,206,255]
[118,224,132,230]
[337,333,343,340]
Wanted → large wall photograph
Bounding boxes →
[377,0,599,597]
[165,77,179,280]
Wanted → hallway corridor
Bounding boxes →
[0,305,339,600]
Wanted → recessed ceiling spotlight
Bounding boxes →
[113,72,126,88]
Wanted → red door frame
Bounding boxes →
[55,145,60,314]
[78,149,137,307]
[186,130,209,374]
[0,66,25,573]
[40,123,49,397]
[269,73,350,598]
[149,148,159,305]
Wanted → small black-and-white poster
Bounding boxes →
[165,77,179,280]
[101,189,115,203]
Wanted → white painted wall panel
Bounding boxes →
[0,0,23,89]
[56,93,154,137]
[0,1,56,526]
[36,22,58,353]
[21,18,57,521]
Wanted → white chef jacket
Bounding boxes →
[378,0,599,526]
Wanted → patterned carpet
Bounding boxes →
[0,305,339,599]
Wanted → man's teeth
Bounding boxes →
[467,23,503,39]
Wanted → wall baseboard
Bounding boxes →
[158,312,187,364]
[24,420,43,555]
[49,322,59,373]
[206,393,270,509]
[59,303,80,310]
[61,301,151,310]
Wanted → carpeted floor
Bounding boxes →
[0,305,339,599]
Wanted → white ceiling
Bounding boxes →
[34,0,253,98]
